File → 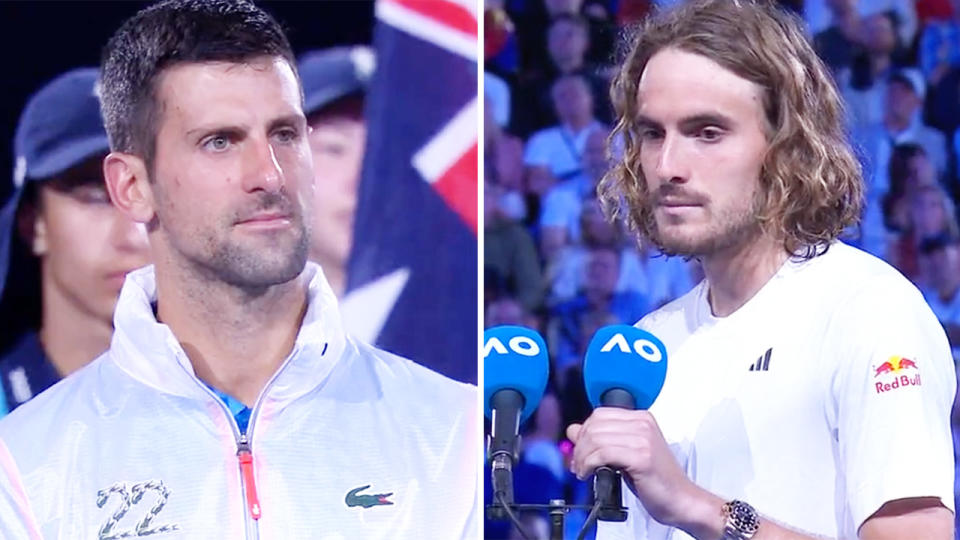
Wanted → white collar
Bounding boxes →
[108,262,347,404]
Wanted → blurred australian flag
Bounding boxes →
[343,0,478,384]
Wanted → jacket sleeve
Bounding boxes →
[0,438,42,540]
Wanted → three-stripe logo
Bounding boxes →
[748,348,772,372]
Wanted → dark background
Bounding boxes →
[0,0,375,203]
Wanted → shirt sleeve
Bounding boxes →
[828,274,956,529]
[523,132,550,167]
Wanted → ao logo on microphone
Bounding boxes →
[599,332,663,363]
[483,326,550,422]
[484,335,541,358]
[583,325,668,410]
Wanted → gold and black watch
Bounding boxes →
[720,500,760,540]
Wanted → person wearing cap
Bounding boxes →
[853,67,948,201]
[299,45,374,298]
[919,232,960,358]
[0,68,150,416]
[0,1,476,538]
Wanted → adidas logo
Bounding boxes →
[748,348,772,372]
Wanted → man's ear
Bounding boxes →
[103,152,155,224]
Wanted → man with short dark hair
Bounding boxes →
[0,1,477,538]
[0,68,150,416]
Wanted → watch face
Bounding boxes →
[730,501,760,534]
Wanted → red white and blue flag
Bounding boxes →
[343,0,477,383]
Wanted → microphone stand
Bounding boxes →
[486,499,596,540]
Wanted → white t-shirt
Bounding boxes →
[523,122,606,180]
[599,242,956,539]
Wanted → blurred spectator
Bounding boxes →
[920,0,960,84]
[486,295,538,329]
[549,245,649,370]
[918,233,960,358]
[524,74,607,181]
[300,46,374,298]
[547,197,694,308]
[855,69,947,198]
[889,183,960,280]
[486,2,520,75]
[631,245,698,310]
[521,392,565,482]
[485,179,546,312]
[511,0,616,77]
[539,128,609,259]
[805,0,917,46]
[486,96,527,196]
[515,14,612,135]
[882,144,941,234]
[814,0,864,78]
[919,0,960,141]
[0,69,150,415]
[486,71,513,128]
[843,11,906,131]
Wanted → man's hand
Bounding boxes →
[566,407,722,536]
[565,409,954,540]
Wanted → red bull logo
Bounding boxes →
[874,356,921,393]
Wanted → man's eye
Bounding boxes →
[274,129,299,144]
[698,128,724,142]
[203,135,231,151]
[639,128,663,141]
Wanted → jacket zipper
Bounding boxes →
[237,435,261,520]
[182,345,304,540]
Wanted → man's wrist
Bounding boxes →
[671,486,727,540]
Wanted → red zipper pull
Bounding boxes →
[237,439,262,520]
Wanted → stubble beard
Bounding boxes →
[162,194,312,294]
[204,221,309,292]
[650,192,763,259]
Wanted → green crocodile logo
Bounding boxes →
[345,485,394,508]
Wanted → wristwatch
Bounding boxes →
[720,500,760,540]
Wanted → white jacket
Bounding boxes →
[0,264,478,539]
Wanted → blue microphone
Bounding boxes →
[483,325,549,507]
[582,324,668,521]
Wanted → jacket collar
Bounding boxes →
[108,262,346,404]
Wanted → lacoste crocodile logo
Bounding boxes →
[345,485,394,508]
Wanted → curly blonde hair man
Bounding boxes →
[567,2,955,540]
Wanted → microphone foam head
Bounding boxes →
[583,324,667,409]
[483,325,549,422]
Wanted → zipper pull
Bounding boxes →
[237,437,262,520]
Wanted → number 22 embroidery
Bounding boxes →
[97,480,179,539]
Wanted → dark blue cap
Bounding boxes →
[0,67,109,300]
[298,46,375,116]
[12,68,109,188]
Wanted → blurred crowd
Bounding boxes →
[483,0,960,537]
